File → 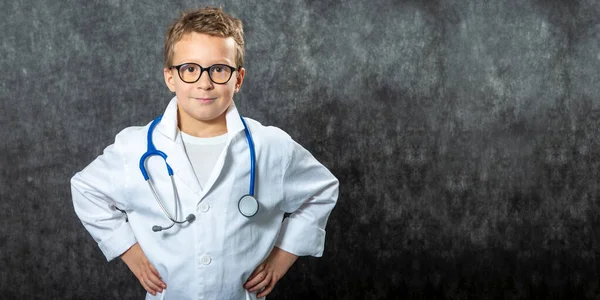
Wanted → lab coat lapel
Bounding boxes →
[154,97,203,197]
[170,135,204,196]
[195,103,245,201]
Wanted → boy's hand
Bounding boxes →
[120,243,166,296]
[244,246,298,298]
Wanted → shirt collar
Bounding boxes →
[155,96,245,141]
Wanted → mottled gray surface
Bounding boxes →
[2,0,600,299]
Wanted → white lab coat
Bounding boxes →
[71,97,339,300]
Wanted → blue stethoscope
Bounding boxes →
[139,115,259,232]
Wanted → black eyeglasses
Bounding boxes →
[170,63,239,84]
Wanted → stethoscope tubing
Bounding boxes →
[146,176,185,224]
[139,114,259,232]
[139,115,173,180]
[239,116,256,196]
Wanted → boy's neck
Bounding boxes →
[177,111,228,138]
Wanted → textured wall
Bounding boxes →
[2,0,600,299]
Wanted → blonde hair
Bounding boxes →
[164,7,244,68]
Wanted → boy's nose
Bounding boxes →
[196,71,213,89]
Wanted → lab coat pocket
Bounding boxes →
[245,289,265,300]
[145,290,167,300]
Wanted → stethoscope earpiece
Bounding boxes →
[186,214,196,222]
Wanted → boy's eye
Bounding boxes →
[212,66,224,73]
[181,64,198,73]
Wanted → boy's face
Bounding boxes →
[164,32,245,135]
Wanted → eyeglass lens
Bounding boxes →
[178,63,233,84]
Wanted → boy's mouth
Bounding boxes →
[193,97,217,104]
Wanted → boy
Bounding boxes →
[71,7,339,300]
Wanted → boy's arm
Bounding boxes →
[275,139,339,257]
[72,142,166,295]
[71,143,137,261]
[244,138,339,296]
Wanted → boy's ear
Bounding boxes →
[234,67,245,93]
[164,67,176,92]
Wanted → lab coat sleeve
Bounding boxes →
[71,140,137,262]
[275,139,339,257]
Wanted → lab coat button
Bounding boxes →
[199,203,210,212]
[200,255,211,265]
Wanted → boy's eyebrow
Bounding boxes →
[172,59,235,66]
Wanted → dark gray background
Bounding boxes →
[1,0,599,299]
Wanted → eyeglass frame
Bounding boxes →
[170,63,240,84]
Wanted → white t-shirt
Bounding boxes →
[180,131,228,189]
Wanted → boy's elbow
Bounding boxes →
[70,169,86,189]
[327,174,340,205]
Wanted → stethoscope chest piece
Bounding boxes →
[238,194,259,217]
